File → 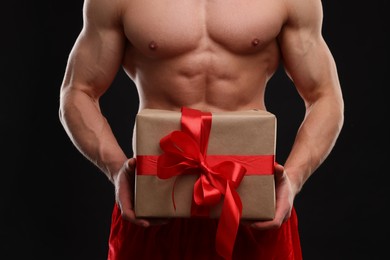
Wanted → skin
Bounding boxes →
[59,0,344,231]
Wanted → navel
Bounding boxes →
[252,38,260,47]
[148,41,158,50]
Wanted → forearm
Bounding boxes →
[284,93,344,194]
[59,87,127,183]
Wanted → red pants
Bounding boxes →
[108,204,302,260]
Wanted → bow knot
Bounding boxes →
[199,160,209,173]
[157,129,246,208]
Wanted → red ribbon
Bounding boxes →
[156,107,246,260]
[137,155,274,176]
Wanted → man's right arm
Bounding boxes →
[59,0,128,183]
[59,0,157,227]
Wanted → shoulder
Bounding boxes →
[82,0,125,28]
[282,0,324,29]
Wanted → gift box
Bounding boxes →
[134,107,276,220]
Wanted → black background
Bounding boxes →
[1,1,389,259]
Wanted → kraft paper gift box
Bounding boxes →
[134,107,276,220]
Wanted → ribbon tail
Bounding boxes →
[190,177,212,217]
[215,183,242,260]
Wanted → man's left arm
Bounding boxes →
[278,0,344,196]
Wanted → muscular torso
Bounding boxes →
[120,0,286,112]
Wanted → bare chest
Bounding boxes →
[123,0,285,57]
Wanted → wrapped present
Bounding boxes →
[134,107,276,259]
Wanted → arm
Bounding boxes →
[59,0,127,182]
[250,0,344,229]
[59,0,149,226]
[279,0,344,195]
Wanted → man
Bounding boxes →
[59,0,344,259]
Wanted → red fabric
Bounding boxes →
[108,204,302,260]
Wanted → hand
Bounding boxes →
[114,158,169,227]
[241,162,295,230]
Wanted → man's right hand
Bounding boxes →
[114,158,151,227]
[114,158,169,227]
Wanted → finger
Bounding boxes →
[121,206,151,227]
[120,158,153,227]
[274,162,285,176]
[240,220,254,226]
[125,158,136,174]
[117,186,151,228]
[249,218,281,230]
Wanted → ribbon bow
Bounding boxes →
[157,107,247,260]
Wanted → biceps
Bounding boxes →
[63,27,125,97]
[280,30,339,103]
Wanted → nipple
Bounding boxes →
[148,41,158,50]
[252,38,260,47]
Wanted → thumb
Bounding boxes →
[125,157,136,173]
[274,162,285,179]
